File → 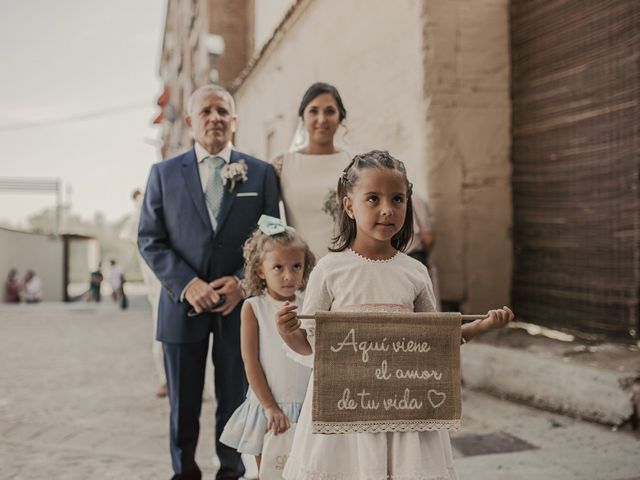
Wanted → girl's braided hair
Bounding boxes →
[330,150,414,252]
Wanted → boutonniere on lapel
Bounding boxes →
[220,159,248,193]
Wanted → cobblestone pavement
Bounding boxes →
[0,298,240,480]
[1,299,638,479]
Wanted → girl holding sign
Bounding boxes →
[277,150,514,480]
[220,216,315,472]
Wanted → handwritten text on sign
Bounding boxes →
[312,311,461,434]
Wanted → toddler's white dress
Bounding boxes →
[283,250,458,480]
[220,292,311,455]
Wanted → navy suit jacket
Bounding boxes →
[138,148,279,344]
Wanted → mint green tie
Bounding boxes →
[204,156,225,221]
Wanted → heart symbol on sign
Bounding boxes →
[428,389,446,409]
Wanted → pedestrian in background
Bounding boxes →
[4,268,21,303]
[108,259,124,303]
[119,272,128,310]
[22,270,42,303]
[89,263,104,302]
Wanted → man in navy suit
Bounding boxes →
[139,85,279,479]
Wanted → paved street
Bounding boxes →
[1,298,639,479]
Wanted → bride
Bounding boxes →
[271,82,351,258]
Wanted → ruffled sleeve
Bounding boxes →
[270,152,286,177]
[413,263,438,313]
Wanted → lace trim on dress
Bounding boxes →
[312,419,460,434]
[283,455,454,480]
[283,456,386,480]
[348,248,400,264]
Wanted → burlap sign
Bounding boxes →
[312,311,461,434]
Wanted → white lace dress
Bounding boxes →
[283,249,458,480]
[220,292,311,455]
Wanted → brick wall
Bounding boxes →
[208,0,254,88]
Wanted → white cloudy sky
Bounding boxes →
[0,0,165,227]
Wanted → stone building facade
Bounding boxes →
[154,0,294,159]
[231,0,512,313]
[155,0,256,158]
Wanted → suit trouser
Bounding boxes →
[163,315,247,479]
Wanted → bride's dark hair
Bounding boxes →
[298,82,347,122]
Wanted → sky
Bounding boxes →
[0,0,166,228]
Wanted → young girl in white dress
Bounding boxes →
[277,150,515,480]
[220,215,316,471]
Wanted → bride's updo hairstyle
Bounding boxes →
[298,82,347,122]
[330,150,414,253]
